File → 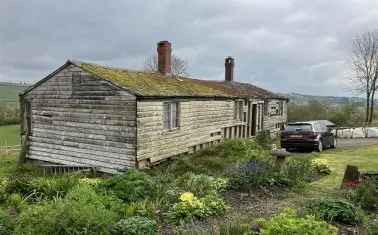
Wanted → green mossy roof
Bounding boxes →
[77,62,231,97]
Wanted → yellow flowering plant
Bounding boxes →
[311,159,331,175]
[169,192,226,223]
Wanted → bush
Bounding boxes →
[169,192,226,223]
[304,198,363,225]
[176,173,228,197]
[123,200,158,219]
[215,218,252,235]
[255,130,272,149]
[111,216,157,235]
[227,160,282,190]
[6,193,26,211]
[282,158,313,185]
[97,170,157,203]
[257,208,337,235]
[5,175,79,202]
[223,139,266,161]
[15,185,121,235]
[367,214,378,235]
[0,209,14,235]
[5,174,33,196]
[346,179,378,211]
[311,159,331,175]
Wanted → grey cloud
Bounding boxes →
[1,0,378,96]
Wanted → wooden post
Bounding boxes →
[18,94,27,165]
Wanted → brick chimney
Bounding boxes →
[157,41,172,75]
[225,57,235,82]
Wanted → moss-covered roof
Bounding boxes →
[76,61,229,98]
[71,60,286,99]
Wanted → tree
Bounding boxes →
[352,31,378,125]
[144,54,188,76]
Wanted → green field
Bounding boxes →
[0,84,28,106]
[0,124,20,146]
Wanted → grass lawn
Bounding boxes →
[309,147,378,196]
[0,154,17,177]
[0,124,20,146]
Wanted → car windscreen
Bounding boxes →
[285,124,312,132]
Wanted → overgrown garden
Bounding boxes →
[0,138,377,234]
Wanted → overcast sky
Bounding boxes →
[1,0,378,96]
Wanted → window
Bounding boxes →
[269,101,283,116]
[163,102,180,130]
[234,100,244,121]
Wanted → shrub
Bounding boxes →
[176,173,228,197]
[223,139,266,161]
[215,218,252,235]
[311,159,331,175]
[0,209,14,235]
[255,130,272,149]
[111,216,157,235]
[169,192,227,223]
[367,214,378,235]
[304,198,363,225]
[4,174,79,202]
[123,200,158,219]
[27,176,79,201]
[97,170,157,203]
[282,158,313,186]
[5,174,33,196]
[227,160,280,190]
[15,185,121,235]
[257,208,338,235]
[348,179,378,210]
[6,193,26,211]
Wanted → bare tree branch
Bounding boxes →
[352,31,378,125]
[144,54,188,76]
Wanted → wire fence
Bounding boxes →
[0,144,20,155]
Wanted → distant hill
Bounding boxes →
[0,82,30,106]
[282,92,365,107]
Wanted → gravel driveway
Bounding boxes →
[336,138,378,149]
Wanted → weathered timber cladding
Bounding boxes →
[264,99,288,135]
[136,99,243,163]
[24,65,137,173]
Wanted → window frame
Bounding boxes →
[163,102,180,130]
[234,100,244,122]
[269,101,283,116]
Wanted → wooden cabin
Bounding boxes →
[19,41,288,173]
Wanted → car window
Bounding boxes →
[285,124,312,132]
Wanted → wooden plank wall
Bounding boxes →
[136,99,245,164]
[264,99,288,136]
[24,65,137,173]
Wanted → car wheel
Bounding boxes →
[317,140,323,152]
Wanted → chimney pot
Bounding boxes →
[225,57,235,82]
[157,41,172,75]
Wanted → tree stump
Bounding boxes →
[341,165,360,189]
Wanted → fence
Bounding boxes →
[335,127,378,139]
[0,144,21,155]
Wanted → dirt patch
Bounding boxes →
[223,188,290,219]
